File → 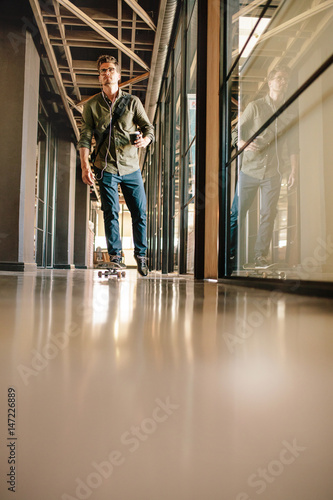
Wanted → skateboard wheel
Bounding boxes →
[280,271,286,279]
[262,272,267,278]
[121,271,126,278]
[98,271,102,278]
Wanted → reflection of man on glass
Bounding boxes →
[230,65,299,269]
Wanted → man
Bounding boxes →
[78,55,154,276]
[230,65,299,270]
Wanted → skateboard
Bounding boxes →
[243,263,286,279]
[97,263,126,279]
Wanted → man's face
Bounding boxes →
[98,62,120,86]
[268,71,289,94]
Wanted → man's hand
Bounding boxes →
[288,154,299,189]
[287,170,297,189]
[134,133,151,149]
[82,165,94,186]
[238,138,259,152]
[80,147,94,186]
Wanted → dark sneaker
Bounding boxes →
[255,256,269,268]
[109,254,126,269]
[135,255,148,276]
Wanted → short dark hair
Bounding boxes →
[97,55,121,73]
[267,65,291,82]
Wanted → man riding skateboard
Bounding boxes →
[78,55,154,276]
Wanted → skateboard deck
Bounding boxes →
[97,263,126,279]
[243,263,286,279]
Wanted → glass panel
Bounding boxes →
[37,126,46,201]
[146,149,154,268]
[230,0,275,72]
[296,66,333,282]
[185,142,195,201]
[172,55,182,271]
[174,28,181,68]
[185,1,197,204]
[163,86,172,273]
[46,134,57,268]
[173,212,179,270]
[174,58,181,185]
[187,0,196,24]
[35,229,44,267]
[227,0,333,282]
[157,104,165,270]
[48,207,53,233]
[34,103,59,269]
[37,200,45,231]
[48,138,56,206]
[160,131,164,271]
[186,199,195,273]
[174,170,180,216]
[230,86,299,272]
[35,123,47,267]
[46,232,52,268]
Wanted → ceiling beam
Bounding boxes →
[123,0,156,31]
[67,95,83,114]
[43,17,152,30]
[258,1,333,44]
[43,6,149,23]
[233,0,271,22]
[52,0,81,101]
[76,72,150,106]
[28,0,80,140]
[50,40,153,52]
[129,10,137,93]
[120,71,150,88]
[117,0,122,68]
[54,0,150,71]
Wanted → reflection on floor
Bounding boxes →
[0,269,333,500]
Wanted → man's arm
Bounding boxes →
[132,96,155,148]
[232,101,256,151]
[80,147,94,186]
[288,153,298,189]
[286,107,299,189]
[133,134,151,149]
[78,102,95,185]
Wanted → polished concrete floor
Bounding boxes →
[0,268,333,500]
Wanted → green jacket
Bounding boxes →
[78,88,154,175]
[232,94,299,179]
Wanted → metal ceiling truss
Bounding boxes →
[29,0,159,134]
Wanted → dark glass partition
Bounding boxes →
[222,0,333,283]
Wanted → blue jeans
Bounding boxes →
[97,169,147,257]
[230,171,281,259]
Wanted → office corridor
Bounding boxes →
[1,269,333,500]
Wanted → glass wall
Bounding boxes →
[34,100,58,268]
[222,0,333,283]
[173,30,182,272]
[184,1,197,273]
[145,0,198,274]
